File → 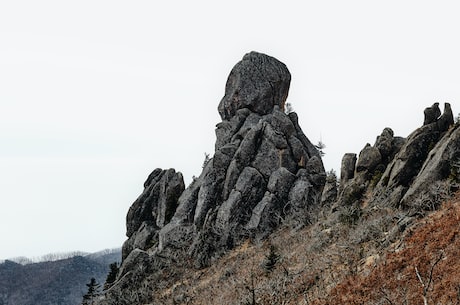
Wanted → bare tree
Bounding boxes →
[415,251,444,305]
[244,272,257,305]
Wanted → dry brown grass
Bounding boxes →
[313,197,460,305]
[143,194,460,305]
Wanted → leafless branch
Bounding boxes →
[415,251,444,305]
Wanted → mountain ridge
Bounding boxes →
[94,52,460,304]
[0,249,121,305]
[1,248,120,266]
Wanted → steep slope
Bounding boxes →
[96,52,460,305]
[314,196,460,305]
[102,193,458,304]
[0,250,120,305]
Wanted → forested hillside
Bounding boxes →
[0,250,120,305]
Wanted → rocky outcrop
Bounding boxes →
[374,127,405,164]
[321,171,338,205]
[122,168,185,260]
[336,129,404,207]
[423,102,441,125]
[335,102,456,209]
[400,122,460,207]
[106,51,326,301]
[95,52,460,305]
[155,52,325,268]
[356,144,381,175]
[372,103,454,207]
[340,153,356,188]
[218,52,291,120]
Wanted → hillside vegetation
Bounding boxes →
[0,250,120,305]
[97,192,458,304]
[95,52,460,305]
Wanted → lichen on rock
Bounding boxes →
[116,52,326,287]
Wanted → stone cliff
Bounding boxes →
[97,52,326,303]
[122,52,325,270]
[96,52,460,305]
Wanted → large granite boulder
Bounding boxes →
[374,127,405,164]
[374,128,394,159]
[356,144,382,175]
[423,102,441,125]
[340,153,356,184]
[218,51,291,120]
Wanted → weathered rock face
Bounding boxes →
[321,171,338,205]
[122,168,185,260]
[436,102,454,131]
[400,123,460,207]
[118,51,325,277]
[340,153,357,187]
[374,127,405,164]
[372,103,454,207]
[96,54,460,305]
[218,51,291,120]
[335,102,456,209]
[423,102,441,125]
[356,144,381,175]
[157,53,325,268]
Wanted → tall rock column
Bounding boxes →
[121,51,326,270]
[159,52,326,267]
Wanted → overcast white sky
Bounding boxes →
[1,1,460,260]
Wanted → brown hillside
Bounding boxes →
[147,195,459,305]
[96,52,460,305]
[314,195,460,305]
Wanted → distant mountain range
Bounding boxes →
[0,248,121,305]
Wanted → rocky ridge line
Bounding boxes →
[96,52,460,305]
[332,102,457,211]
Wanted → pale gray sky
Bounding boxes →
[1,0,460,260]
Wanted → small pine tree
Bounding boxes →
[263,244,280,273]
[82,278,100,305]
[103,262,119,290]
[202,152,211,169]
[315,140,326,157]
[326,169,337,182]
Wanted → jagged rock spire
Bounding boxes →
[121,52,326,270]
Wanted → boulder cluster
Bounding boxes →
[98,52,460,305]
[335,102,457,209]
[121,52,326,271]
